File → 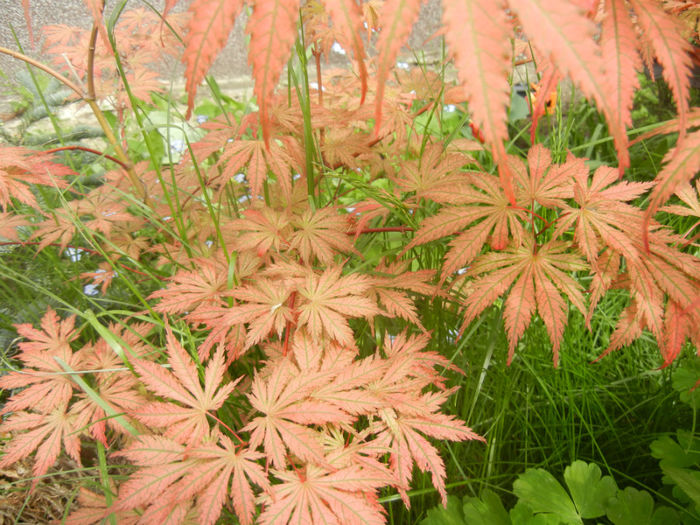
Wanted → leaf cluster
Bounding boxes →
[0,0,698,523]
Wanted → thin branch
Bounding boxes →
[0,46,84,97]
[348,226,414,235]
[43,145,129,170]
[86,24,99,100]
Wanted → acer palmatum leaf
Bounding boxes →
[288,206,359,264]
[372,401,483,506]
[528,58,562,144]
[71,372,144,446]
[553,164,654,266]
[132,326,239,443]
[0,212,28,241]
[168,437,270,525]
[661,299,699,366]
[0,145,71,210]
[259,463,388,525]
[64,487,140,525]
[150,258,231,315]
[0,404,82,485]
[442,0,515,202]
[183,0,245,119]
[380,331,459,391]
[630,0,693,142]
[161,0,179,18]
[508,0,632,175]
[229,207,292,258]
[644,128,700,247]
[0,309,82,415]
[110,435,194,514]
[601,0,641,154]
[463,235,588,365]
[244,357,352,469]
[289,330,385,414]
[373,0,425,134]
[661,180,700,225]
[247,0,299,146]
[511,145,575,209]
[215,138,296,198]
[321,0,369,102]
[296,266,379,346]
[227,278,295,348]
[391,143,473,204]
[595,224,699,363]
[404,171,527,281]
[82,0,111,50]
[585,249,621,328]
[14,307,78,354]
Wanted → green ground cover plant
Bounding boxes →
[0,0,698,523]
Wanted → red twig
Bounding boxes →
[207,411,248,449]
[282,291,297,357]
[43,145,129,171]
[348,226,414,235]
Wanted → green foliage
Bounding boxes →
[422,461,680,525]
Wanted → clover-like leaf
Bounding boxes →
[606,487,679,525]
[463,490,511,525]
[563,461,617,519]
[513,467,580,524]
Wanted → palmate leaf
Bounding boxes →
[183,0,245,119]
[368,333,484,505]
[404,171,527,281]
[373,0,425,135]
[509,1,633,176]
[259,463,388,525]
[442,0,514,201]
[373,404,484,507]
[296,267,379,346]
[288,206,359,265]
[463,234,588,365]
[511,145,577,209]
[247,0,300,145]
[0,145,71,210]
[64,486,141,525]
[0,309,82,416]
[0,404,82,485]
[321,0,369,103]
[597,227,700,364]
[110,435,195,515]
[132,325,239,443]
[243,357,354,469]
[171,437,270,525]
[149,257,230,315]
[215,137,298,198]
[644,128,700,245]
[630,0,693,143]
[553,164,654,267]
[601,0,642,153]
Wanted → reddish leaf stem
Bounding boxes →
[348,226,414,235]
[282,291,297,356]
[206,411,247,448]
[42,146,129,171]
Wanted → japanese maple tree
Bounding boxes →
[0,0,698,523]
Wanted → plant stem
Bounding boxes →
[43,146,128,170]
[348,226,414,235]
[0,46,84,97]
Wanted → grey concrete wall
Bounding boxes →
[1,0,443,86]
